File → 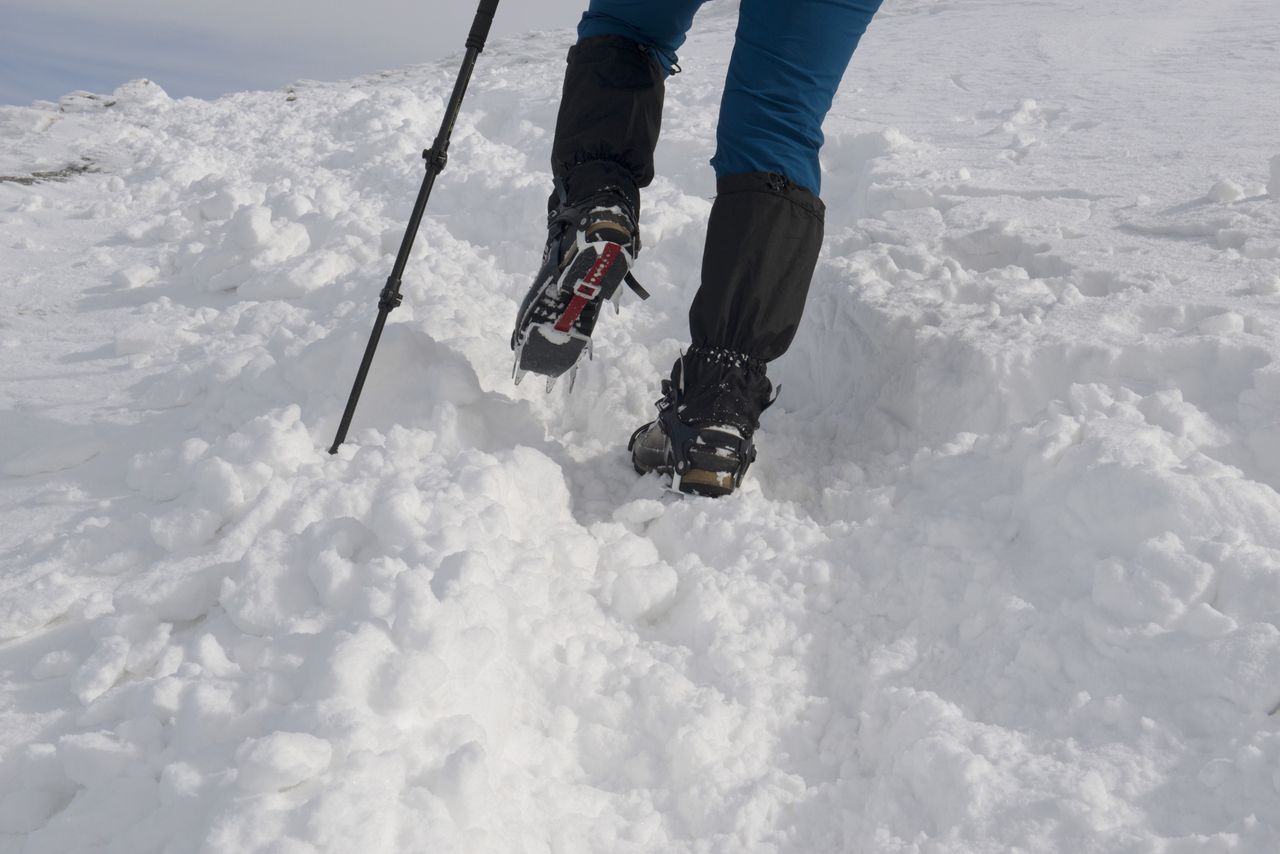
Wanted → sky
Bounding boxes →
[0,0,590,105]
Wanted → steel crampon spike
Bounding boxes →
[545,375,557,393]
[568,365,578,393]
[513,367,527,386]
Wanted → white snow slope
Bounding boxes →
[3,0,1280,851]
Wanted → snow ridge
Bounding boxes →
[2,1,1280,851]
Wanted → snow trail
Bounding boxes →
[2,1,1280,851]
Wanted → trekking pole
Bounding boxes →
[329,0,501,454]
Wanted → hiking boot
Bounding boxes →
[629,346,775,496]
[511,187,648,390]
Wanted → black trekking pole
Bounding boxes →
[329,0,500,455]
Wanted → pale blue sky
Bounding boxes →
[0,0,588,105]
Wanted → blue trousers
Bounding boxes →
[577,0,883,195]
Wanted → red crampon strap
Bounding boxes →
[553,243,622,333]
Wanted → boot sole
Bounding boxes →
[514,240,630,379]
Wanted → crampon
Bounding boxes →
[511,191,648,391]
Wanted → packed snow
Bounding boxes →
[3,0,1280,851]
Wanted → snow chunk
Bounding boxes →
[431,550,496,600]
[608,561,679,623]
[229,205,276,250]
[1207,179,1245,203]
[1251,275,1280,296]
[198,187,255,222]
[58,730,150,786]
[595,525,678,622]
[112,263,158,289]
[236,732,333,792]
[1177,602,1237,638]
[222,205,311,273]
[1197,311,1245,335]
[149,507,223,552]
[72,636,130,704]
[435,742,495,830]
[112,78,171,109]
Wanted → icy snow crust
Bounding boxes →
[3,0,1280,851]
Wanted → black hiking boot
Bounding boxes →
[511,187,649,390]
[629,346,776,497]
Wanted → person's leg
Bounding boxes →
[513,0,706,382]
[633,0,884,495]
[713,0,882,195]
[689,0,884,364]
[550,0,708,210]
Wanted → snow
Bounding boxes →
[2,0,1280,851]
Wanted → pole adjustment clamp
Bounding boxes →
[423,144,448,172]
[378,279,404,311]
